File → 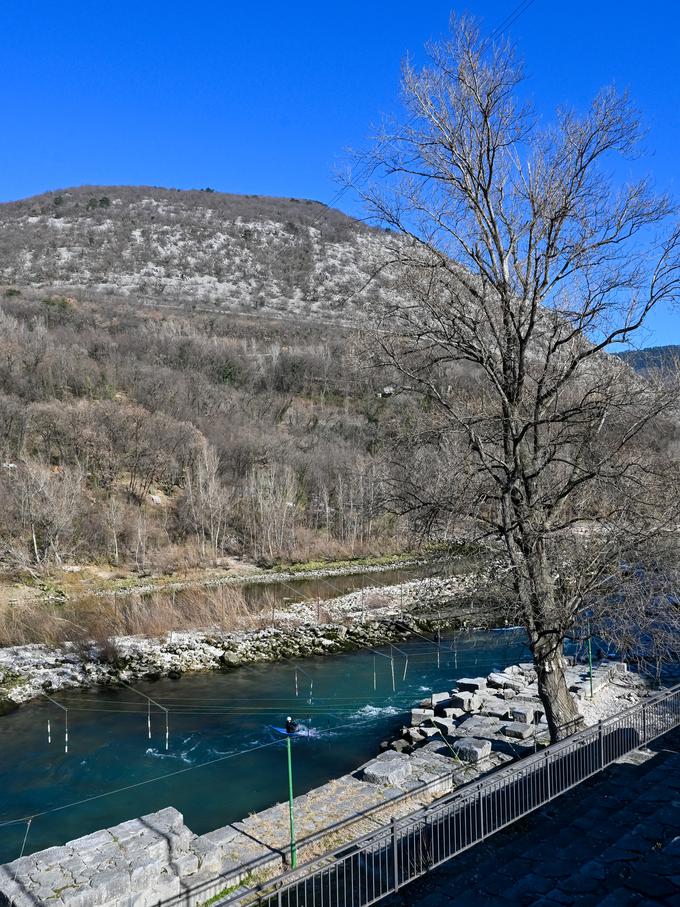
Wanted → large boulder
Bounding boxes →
[479,697,511,720]
[449,691,481,712]
[457,715,501,738]
[441,707,466,719]
[502,721,535,740]
[511,701,544,723]
[457,677,487,693]
[363,754,413,785]
[451,737,492,763]
[411,707,434,726]
[433,717,458,736]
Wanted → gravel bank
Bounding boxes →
[0,572,494,708]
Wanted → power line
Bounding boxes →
[0,737,283,830]
[0,711,402,832]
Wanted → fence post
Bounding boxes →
[278,887,283,907]
[392,817,399,892]
[598,720,604,770]
[478,786,485,840]
[642,702,647,744]
[545,752,551,800]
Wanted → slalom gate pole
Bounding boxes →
[286,735,297,869]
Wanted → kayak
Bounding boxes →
[270,725,309,737]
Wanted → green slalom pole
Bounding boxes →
[286,735,297,869]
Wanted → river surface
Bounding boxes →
[238,561,450,610]
[0,629,528,863]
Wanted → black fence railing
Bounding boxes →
[205,682,680,907]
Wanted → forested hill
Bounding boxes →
[617,345,680,374]
[0,187,419,601]
[0,186,396,321]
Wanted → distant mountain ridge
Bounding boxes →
[0,185,398,320]
[616,345,680,373]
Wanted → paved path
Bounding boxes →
[387,730,680,907]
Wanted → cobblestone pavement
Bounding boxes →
[388,729,680,907]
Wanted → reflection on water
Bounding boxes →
[239,560,454,610]
[0,628,528,863]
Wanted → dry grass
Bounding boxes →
[0,584,258,646]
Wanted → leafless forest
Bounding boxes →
[0,292,416,574]
[0,188,436,577]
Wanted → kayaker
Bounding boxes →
[285,716,299,735]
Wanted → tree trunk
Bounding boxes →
[531,634,583,742]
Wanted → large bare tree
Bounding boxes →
[354,18,680,740]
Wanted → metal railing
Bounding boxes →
[207,682,680,907]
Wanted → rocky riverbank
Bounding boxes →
[0,572,495,709]
[367,657,650,782]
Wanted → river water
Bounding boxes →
[237,561,449,610]
[0,628,528,863]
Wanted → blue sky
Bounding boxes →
[1,1,678,345]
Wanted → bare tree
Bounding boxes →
[353,17,680,740]
[182,443,231,559]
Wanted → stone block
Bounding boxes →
[511,703,536,723]
[89,868,131,902]
[34,845,67,871]
[451,737,492,763]
[132,873,181,907]
[199,825,240,849]
[129,853,163,890]
[406,727,426,744]
[390,739,411,754]
[449,691,481,712]
[503,678,524,693]
[59,854,89,882]
[442,707,465,719]
[487,672,508,688]
[479,697,510,719]
[191,837,224,872]
[514,700,544,722]
[433,717,457,735]
[410,707,434,725]
[70,829,115,860]
[59,884,103,906]
[457,677,487,693]
[173,850,199,876]
[363,756,413,785]
[458,715,501,737]
[431,691,452,706]
[502,721,535,739]
[0,874,36,907]
[376,749,406,761]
